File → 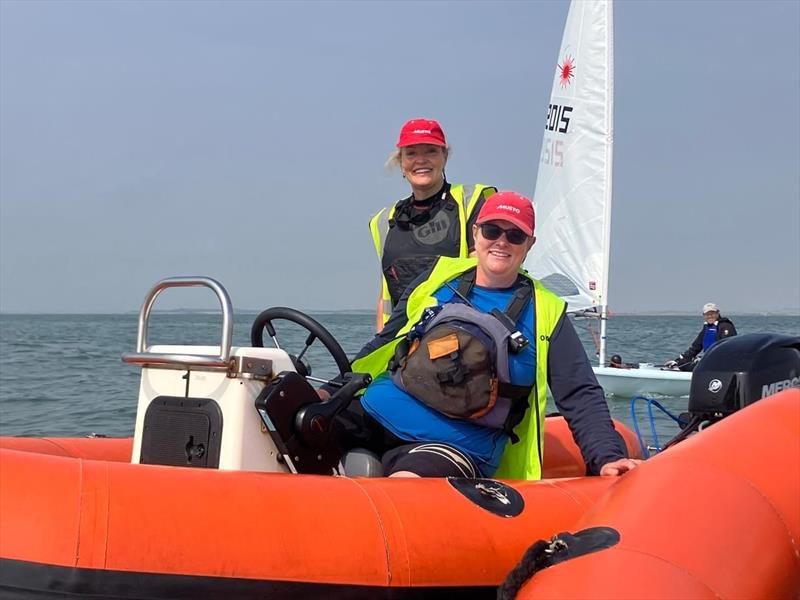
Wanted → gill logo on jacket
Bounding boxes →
[412,211,451,246]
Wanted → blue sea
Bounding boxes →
[1,312,797,449]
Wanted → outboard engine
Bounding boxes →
[664,333,800,448]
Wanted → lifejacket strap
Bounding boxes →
[456,268,477,298]
[504,279,533,323]
[502,390,531,444]
[497,381,533,401]
[389,338,411,372]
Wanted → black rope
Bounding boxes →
[496,539,550,599]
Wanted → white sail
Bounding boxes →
[526,1,690,395]
[526,0,614,324]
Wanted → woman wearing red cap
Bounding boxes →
[328,191,640,480]
[369,118,496,330]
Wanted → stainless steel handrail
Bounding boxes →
[122,277,234,369]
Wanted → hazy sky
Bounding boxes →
[1,0,798,314]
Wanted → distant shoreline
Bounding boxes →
[1,309,799,317]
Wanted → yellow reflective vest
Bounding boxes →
[369,184,495,324]
[352,257,566,480]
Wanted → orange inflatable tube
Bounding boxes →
[0,415,639,478]
[513,388,800,599]
[0,418,637,598]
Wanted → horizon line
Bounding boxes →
[1,309,799,317]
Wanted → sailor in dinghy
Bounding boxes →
[665,303,738,371]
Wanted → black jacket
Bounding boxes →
[678,317,737,363]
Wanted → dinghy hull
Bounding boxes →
[593,365,692,398]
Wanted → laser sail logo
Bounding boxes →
[558,54,575,88]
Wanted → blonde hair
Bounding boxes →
[384,145,451,171]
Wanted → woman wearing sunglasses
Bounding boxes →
[329,191,640,481]
[369,118,496,331]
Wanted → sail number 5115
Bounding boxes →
[540,137,564,167]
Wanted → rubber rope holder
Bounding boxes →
[496,526,620,599]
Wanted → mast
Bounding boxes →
[598,0,614,367]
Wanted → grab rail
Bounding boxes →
[122,277,234,369]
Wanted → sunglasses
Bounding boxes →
[479,223,529,245]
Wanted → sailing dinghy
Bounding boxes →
[525,0,690,397]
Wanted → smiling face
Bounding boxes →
[704,310,719,324]
[400,144,447,199]
[473,220,535,287]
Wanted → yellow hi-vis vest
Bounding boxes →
[351,257,566,480]
[369,184,496,324]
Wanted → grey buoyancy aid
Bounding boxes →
[382,195,462,306]
[389,269,534,442]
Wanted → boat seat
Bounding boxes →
[342,448,384,477]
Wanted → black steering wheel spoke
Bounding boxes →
[294,333,318,364]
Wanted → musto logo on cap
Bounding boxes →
[497,205,521,214]
[412,129,432,135]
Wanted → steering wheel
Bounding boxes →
[250,307,351,382]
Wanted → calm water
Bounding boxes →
[1,312,797,448]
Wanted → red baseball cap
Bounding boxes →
[396,118,447,148]
[476,191,535,236]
